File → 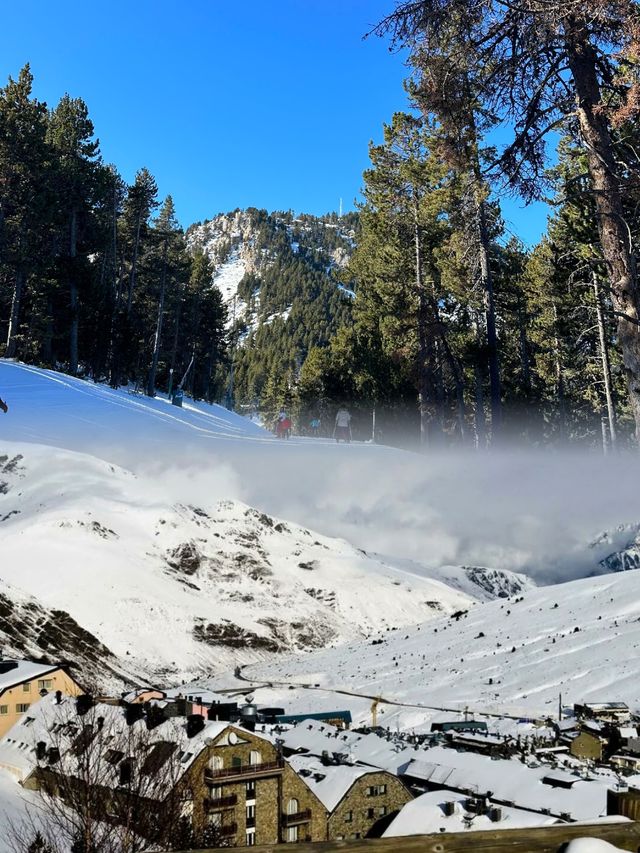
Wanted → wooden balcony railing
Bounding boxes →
[203,794,237,811]
[204,758,284,781]
[282,808,312,825]
[218,822,237,837]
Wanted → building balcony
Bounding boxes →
[282,809,312,825]
[204,758,284,782]
[204,794,238,810]
[219,822,237,837]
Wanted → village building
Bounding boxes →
[287,753,412,841]
[574,702,630,724]
[608,785,640,821]
[0,658,82,738]
[569,726,608,762]
[0,694,331,847]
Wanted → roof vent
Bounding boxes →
[0,661,19,674]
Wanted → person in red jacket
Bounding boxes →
[0,396,7,414]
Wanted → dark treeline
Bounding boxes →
[0,66,227,401]
[294,0,640,450]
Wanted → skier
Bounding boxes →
[276,408,291,439]
[334,407,351,443]
[0,396,7,414]
[310,416,321,437]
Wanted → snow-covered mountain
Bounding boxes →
[0,439,482,690]
[186,208,355,336]
[3,359,640,704]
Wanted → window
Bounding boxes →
[378,806,387,817]
[286,825,298,843]
[16,704,30,713]
[246,831,256,847]
[231,755,242,768]
[367,808,375,819]
[209,754,223,771]
[0,706,7,716]
[207,812,222,827]
[38,679,53,690]
[22,683,31,693]
[287,798,299,816]
[249,749,261,766]
[366,784,387,797]
[344,810,353,823]
[246,780,256,799]
[246,804,255,820]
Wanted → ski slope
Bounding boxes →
[231,567,640,722]
[2,359,640,588]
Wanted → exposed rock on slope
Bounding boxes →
[0,442,476,689]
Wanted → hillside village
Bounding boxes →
[4,653,640,851]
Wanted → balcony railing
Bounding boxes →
[282,809,312,825]
[204,758,284,781]
[204,794,238,810]
[218,822,237,837]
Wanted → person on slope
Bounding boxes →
[334,407,351,443]
[0,396,7,414]
[276,407,291,439]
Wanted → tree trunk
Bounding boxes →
[69,208,79,375]
[474,360,486,449]
[146,239,168,397]
[415,213,435,447]
[594,271,617,450]
[517,292,532,396]
[565,19,640,442]
[477,196,502,441]
[552,301,566,442]
[5,269,25,358]
[126,214,143,314]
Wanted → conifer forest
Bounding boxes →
[2,2,640,451]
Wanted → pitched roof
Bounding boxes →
[383,790,559,837]
[0,660,61,693]
[288,753,379,812]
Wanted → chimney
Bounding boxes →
[125,704,145,726]
[35,741,47,761]
[55,690,62,705]
[76,695,93,716]
[186,714,205,739]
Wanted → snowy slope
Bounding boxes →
[0,439,477,689]
[3,359,640,589]
[232,568,640,720]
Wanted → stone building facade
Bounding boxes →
[326,770,412,841]
[187,725,327,846]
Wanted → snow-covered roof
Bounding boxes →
[383,790,559,837]
[0,694,267,785]
[618,727,637,739]
[0,660,61,693]
[275,719,413,774]
[288,753,379,812]
[400,750,610,820]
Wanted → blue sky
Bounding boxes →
[0,0,549,243]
